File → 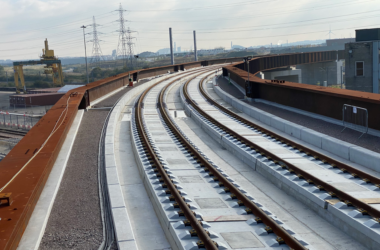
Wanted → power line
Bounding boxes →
[127,0,276,12]
[0,11,114,36]
[130,0,374,22]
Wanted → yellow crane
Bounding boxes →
[13,39,64,94]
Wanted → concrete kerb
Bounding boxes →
[104,77,164,250]
[350,146,380,172]
[130,133,180,250]
[213,82,380,173]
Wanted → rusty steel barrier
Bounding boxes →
[341,104,368,138]
[223,51,380,131]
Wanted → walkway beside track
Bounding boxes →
[39,84,144,250]
[217,77,380,154]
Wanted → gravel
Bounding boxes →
[217,77,380,154]
[39,110,108,250]
[40,81,149,250]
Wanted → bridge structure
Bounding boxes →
[1,51,380,250]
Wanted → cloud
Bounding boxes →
[1,0,380,60]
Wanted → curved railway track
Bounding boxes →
[161,74,308,249]
[130,67,309,249]
[133,67,222,249]
[186,75,380,221]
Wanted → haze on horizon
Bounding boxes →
[0,0,379,61]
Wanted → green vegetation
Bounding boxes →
[0,50,259,89]
[33,80,52,88]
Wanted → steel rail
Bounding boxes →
[195,75,380,220]
[159,72,308,249]
[135,67,221,250]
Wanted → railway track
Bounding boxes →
[179,72,380,248]
[0,128,27,137]
[130,67,313,249]
[132,67,222,249]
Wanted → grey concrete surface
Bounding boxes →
[104,75,171,249]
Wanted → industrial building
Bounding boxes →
[9,85,82,107]
[345,28,380,93]
[296,60,344,87]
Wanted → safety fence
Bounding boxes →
[0,112,42,130]
[341,104,368,138]
[3,104,54,115]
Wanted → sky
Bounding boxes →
[0,0,380,60]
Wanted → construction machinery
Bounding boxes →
[13,39,64,94]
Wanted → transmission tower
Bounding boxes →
[126,27,137,68]
[89,16,104,67]
[116,4,137,68]
[116,4,128,67]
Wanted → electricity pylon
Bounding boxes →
[115,4,137,68]
[116,4,128,67]
[126,27,137,68]
[89,16,104,67]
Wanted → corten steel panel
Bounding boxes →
[9,93,65,107]
[88,78,124,103]
[182,61,202,70]
[0,89,85,250]
[137,68,173,80]
[204,57,244,66]
[138,65,176,78]
[223,50,380,131]
[25,93,65,106]
[255,82,380,130]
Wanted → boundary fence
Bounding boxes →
[0,112,42,130]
